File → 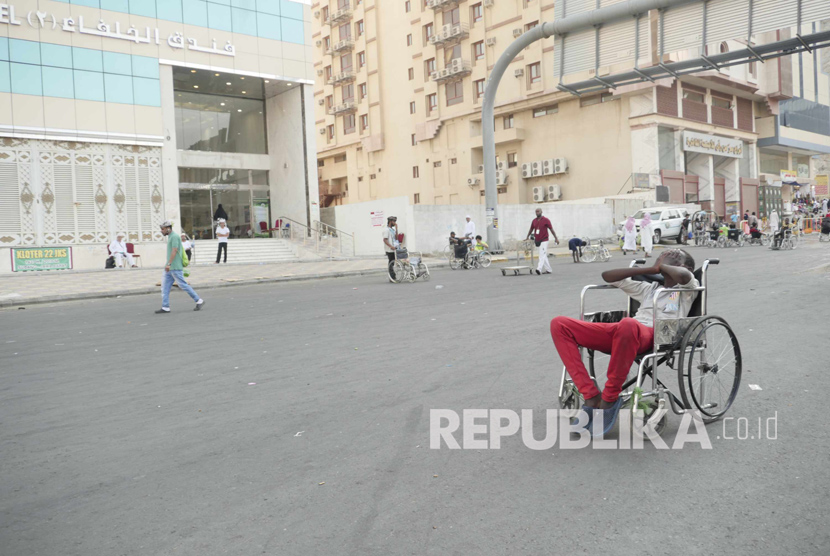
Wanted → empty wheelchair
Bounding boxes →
[557,258,742,433]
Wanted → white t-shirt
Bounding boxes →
[383,227,397,253]
[611,276,700,327]
[182,240,192,250]
[216,226,230,243]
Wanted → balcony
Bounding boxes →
[470,127,526,149]
[326,39,355,55]
[328,71,356,85]
[427,0,463,9]
[328,101,357,115]
[428,23,470,47]
[430,58,471,83]
[326,5,352,26]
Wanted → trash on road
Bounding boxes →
[748,384,762,391]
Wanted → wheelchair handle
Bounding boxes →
[706,258,720,265]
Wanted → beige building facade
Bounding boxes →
[312,0,830,218]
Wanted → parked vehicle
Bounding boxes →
[616,207,691,244]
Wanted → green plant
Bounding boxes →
[626,387,655,413]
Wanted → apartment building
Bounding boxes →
[311,0,830,216]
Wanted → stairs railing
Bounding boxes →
[278,216,356,257]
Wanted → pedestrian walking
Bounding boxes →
[640,212,654,257]
[749,212,758,228]
[622,216,637,255]
[679,215,690,245]
[215,219,229,263]
[383,216,398,281]
[526,208,559,275]
[156,221,204,314]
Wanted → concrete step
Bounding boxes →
[190,239,297,265]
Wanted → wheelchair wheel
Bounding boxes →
[581,248,597,263]
[760,234,771,246]
[677,316,742,423]
[478,252,492,268]
[449,256,463,270]
[781,238,793,250]
[558,372,583,411]
[716,236,727,248]
[393,261,409,283]
[418,262,430,281]
[443,245,452,261]
[388,260,402,283]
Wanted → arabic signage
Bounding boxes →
[682,131,743,159]
[371,211,384,227]
[11,246,73,272]
[0,3,235,56]
[780,170,797,183]
[815,175,829,197]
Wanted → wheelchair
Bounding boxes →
[557,258,742,433]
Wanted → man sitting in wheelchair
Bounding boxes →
[550,249,698,434]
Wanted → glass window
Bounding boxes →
[175,91,267,154]
[503,114,514,129]
[446,81,463,106]
[443,7,460,26]
[425,58,436,79]
[683,89,705,103]
[793,154,810,177]
[427,93,437,114]
[759,149,788,175]
[474,79,485,101]
[473,41,484,62]
[208,3,233,32]
[533,105,558,117]
[183,0,208,27]
[712,97,732,110]
[359,83,367,101]
[74,70,105,102]
[528,62,541,84]
[10,63,42,95]
[342,83,354,102]
[343,113,355,134]
[472,3,483,23]
[9,39,40,65]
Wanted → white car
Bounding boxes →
[616,207,691,244]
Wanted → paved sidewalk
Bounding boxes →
[0,242,669,308]
[0,258,449,308]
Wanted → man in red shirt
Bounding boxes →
[526,208,559,274]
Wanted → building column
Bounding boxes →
[674,130,685,173]
[716,157,741,203]
[266,84,320,229]
[687,152,714,206]
[630,125,660,176]
[158,64,181,227]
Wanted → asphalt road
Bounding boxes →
[2,240,829,556]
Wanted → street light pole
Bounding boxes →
[481,0,695,251]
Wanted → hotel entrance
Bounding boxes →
[178,168,270,240]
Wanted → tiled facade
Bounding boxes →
[0,0,318,272]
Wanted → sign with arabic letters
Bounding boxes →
[0,3,235,56]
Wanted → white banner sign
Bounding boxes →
[0,3,235,56]
[682,131,743,159]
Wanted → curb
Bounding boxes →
[0,260,452,309]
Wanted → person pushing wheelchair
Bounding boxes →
[550,249,698,435]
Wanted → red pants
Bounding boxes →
[550,316,654,402]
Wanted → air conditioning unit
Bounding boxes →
[541,158,554,175]
[316,40,322,47]
[553,157,568,174]
[429,35,440,46]
[547,184,562,201]
[495,170,507,185]
[467,177,480,186]
[314,10,320,18]
[319,128,326,135]
[317,69,323,76]
[496,161,506,171]
[514,68,524,77]
[318,99,325,105]
[513,28,522,38]
[484,0,494,7]
[430,70,442,81]
[451,58,462,72]
[486,37,497,47]
[532,186,546,203]
[531,161,541,177]
[477,164,484,174]
[450,25,462,37]
[442,24,452,34]
[439,68,450,78]
[521,163,532,178]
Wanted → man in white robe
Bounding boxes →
[108,234,135,268]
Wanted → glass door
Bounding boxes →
[180,189,214,240]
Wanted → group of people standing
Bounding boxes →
[620,213,654,257]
